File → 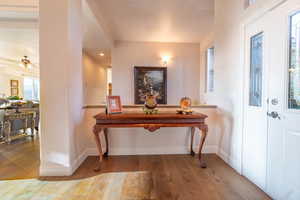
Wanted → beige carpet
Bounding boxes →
[0,171,154,200]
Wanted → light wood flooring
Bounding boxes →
[0,137,271,200]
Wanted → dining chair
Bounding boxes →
[3,112,35,143]
[0,110,5,140]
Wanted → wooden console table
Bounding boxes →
[93,112,208,171]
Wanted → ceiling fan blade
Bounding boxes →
[0,57,19,64]
[0,57,39,69]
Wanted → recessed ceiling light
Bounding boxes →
[99,53,105,57]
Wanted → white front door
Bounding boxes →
[243,0,300,199]
[243,15,269,190]
[266,1,300,199]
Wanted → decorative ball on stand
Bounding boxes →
[177,97,193,114]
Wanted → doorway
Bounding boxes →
[0,18,40,179]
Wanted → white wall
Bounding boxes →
[0,73,24,97]
[0,63,39,99]
[199,0,249,173]
[39,0,84,176]
[112,41,201,105]
[82,52,107,105]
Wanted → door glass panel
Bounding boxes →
[249,32,263,107]
[289,11,300,110]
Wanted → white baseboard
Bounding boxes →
[218,148,230,163]
[40,163,73,176]
[85,145,217,156]
[217,148,241,174]
[40,150,88,176]
[71,149,89,173]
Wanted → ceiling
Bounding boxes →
[0,28,38,58]
[0,0,38,21]
[0,0,215,68]
[0,0,39,74]
[89,0,215,43]
[82,0,112,65]
[0,28,39,68]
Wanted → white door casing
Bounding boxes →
[242,14,269,190]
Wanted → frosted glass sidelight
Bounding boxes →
[288,11,300,110]
[249,32,263,107]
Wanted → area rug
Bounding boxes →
[0,171,154,200]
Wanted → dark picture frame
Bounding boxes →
[134,66,167,104]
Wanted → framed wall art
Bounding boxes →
[10,80,19,88]
[134,66,167,104]
[11,87,19,96]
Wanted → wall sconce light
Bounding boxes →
[161,55,171,67]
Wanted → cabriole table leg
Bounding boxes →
[103,128,109,157]
[93,125,103,171]
[198,125,208,168]
[190,127,196,156]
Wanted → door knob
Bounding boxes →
[271,98,279,105]
[267,111,281,120]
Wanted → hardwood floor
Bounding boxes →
[0,137,39,180]
[0,138,271,200]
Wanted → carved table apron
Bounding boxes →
[93,112,208,171]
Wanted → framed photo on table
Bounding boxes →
[106,96,122,114]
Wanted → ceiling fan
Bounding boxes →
[0,56,38,69]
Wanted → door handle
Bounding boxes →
[267,111,281,120]
[271,98,279,105]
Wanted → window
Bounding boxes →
[249,32,263,107]
[23,77,40,100]
[248,0,256,5]
[206,47,215,92]
[107,67,112,95]
[288,11,300,109]
[245,0,256,9]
